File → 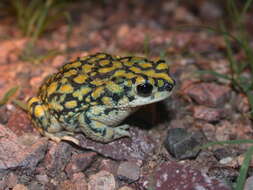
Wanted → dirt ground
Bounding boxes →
[0,1,252,190]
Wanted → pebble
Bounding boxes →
[193,105,226,122]
[117,161,140,182]
[13,184,28,190]
[88,170,116,190]
[118,186,134,190]
[183,82,231,107]
[244,175,253,190]
[164,128,206,159]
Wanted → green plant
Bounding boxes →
[143,34,151,57]
[9,0,71,44]
[1,0,74,63]
[0,86,19,107]
[197,1,253,189]
[199,0,253,119]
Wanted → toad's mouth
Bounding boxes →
[109,91,172,109]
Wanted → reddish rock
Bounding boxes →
[118,186,134,190]
[174,6,198,24]
[35,174,49,184]
[6,108,35,136]
[182,82,231,107]
[193,106,227,122]
[65,152,97,177]
[117,161,140,182]
[88,170,116,190]
[44,141,72,177]
[0,124,48,175]
[235,93,250,113]
[0,106,9,124]
[140,161,231,190]
[13,184,28,190]
[71,172,88,190]
[0,38,27,64]
[57,180,76,190]
[5,172,18,189]
[199,1,223,21]
[99,159,118,175]
[29,181,48,190]
[116,26,173,54]
[215,120,253,141]
[244,176,253,190]
[52,55,67,67]
[116,26,146,51]
[0,179,6,190]
[76,127,155,161]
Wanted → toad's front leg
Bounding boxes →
[78,112,130,143]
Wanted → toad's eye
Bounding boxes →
[136,83,153,97]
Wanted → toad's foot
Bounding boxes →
[79,113,131,143]
[113,124,130,139]
[43,131,80,145]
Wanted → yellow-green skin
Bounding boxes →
[28,53,175,144]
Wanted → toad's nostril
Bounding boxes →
[164,82,174,91]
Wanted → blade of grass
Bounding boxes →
[30,0,52,45]
[24,0,43,36]
[240,0,253,25]
[64,11,73,42]
[222,24,239,77]
[11,0,25,33]
[235,145,253,190]
[227,0,240,24]
[196,139,253,189]
[246,91,253,118]
[0,86,19,106]
[26,5,44,37]
[199,139,253,150]
[12,99,28,111]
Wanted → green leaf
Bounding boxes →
[221,23,239,76]
[0,86,19,106]
[241,0,253,23]
[246,91,253,118]
[235,145,253,190]
[12,99,28,111]
[193,139,253,158]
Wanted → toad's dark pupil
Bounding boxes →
[137,83,153,97]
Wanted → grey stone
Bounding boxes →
[65,152,97,177]
[164,128,206,159]
[44,141,72,177]
[88,170,116,190]
[117,161,140,183]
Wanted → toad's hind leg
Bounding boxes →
[27,97,80,145]
[78,114,130,143]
